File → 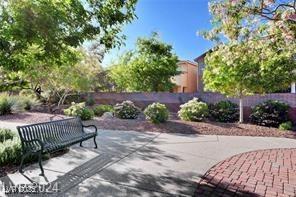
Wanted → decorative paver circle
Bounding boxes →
[195,148,296,197]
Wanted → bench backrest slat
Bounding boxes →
[17,118,84,143]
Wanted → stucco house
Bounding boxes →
[171,60,198,93]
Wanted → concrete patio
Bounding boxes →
[1,122,296,196]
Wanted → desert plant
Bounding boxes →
[144,103,169,123]
[178,98,209,121]
[250,100,290,127]
[209,100,239,122]
[93,105,114,117]
[17,95,40,111]
[0,93,25,115]
[64,102,94,120]
[279,121,293,131]
[114,100,140,119]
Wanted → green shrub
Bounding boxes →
[17,95,40,110]
[0,128,16,142]
[144,103,169,123]
[250,100,290,127]
[0,93,25,115]
[64,102,94,120]
[178,98,208,121]
[93,105,114,117]
[114,100,140,119]
[0,129,21,165]
[0,137,22,165]
[279,121,293,131]
[209,100,239,122]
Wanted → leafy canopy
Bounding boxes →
[109,33,179,92]
[0,0,137,71]
[203,40,296,97]
[202,0,296,97]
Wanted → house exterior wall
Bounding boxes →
[172,61,197,93]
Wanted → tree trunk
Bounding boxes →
[239,97,244,123]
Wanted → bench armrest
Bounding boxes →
[21,139,44,152]
[82,124,98,134]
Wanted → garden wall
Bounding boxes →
[86,92,296,122]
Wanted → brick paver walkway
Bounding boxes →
[195,149,296,197]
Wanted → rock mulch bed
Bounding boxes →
[1,112,294,139]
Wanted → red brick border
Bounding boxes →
[194,149,296,197]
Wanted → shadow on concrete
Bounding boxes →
[194,175,259,197]
[43,132,196,196]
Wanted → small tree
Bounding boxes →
[204,40,295,123]
[109,33,180,92]
[202,0,296,123]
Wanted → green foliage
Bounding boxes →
[0,0,137,102]
[0,93,26,115]
[250,100,290,127]
[203,0,295,51]
[93,105,114,117]
[0,129,46,165]
[0,128,16,142]
[21,96,40,111]
[0,136,22,165]
[202,0,296,123]
[0,93,39,115]
[279,121,293,131]
[178,98,209,122]
[0,0,137,71]
[0,68,28,92]
[64,102,94,120]
[144,103,169,124]
[0,129,21,165]
[109,33,179,92]
[114,101,140,119]
[0,94,14,115]
[209,100,239,123]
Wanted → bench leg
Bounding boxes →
[93,136,98,149]
[80,141,83,147]
[38,151,44,176]
[19,153,29,173]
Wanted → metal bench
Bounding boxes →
[17,117,98,176]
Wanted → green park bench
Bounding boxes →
[17,117,98,176]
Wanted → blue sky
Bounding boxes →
[102,0,214,66]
